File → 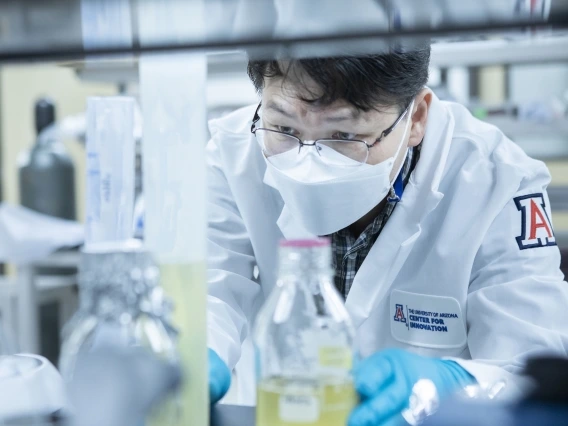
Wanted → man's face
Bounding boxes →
[261,76,416,180]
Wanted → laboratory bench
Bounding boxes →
[210,403,568,426]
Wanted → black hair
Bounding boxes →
[247,47,431,113]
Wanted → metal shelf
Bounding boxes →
[69,51,249,83]
[32,250,80,269]
[36,275,77,291]
[1,0,568,64]
[430,34,568,66]
[64,31,568,87]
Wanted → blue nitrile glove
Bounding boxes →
[208,348,231,404]
[349,349,475,426]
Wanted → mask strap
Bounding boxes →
[387,100,414,203]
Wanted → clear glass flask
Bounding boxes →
[59,240,179,422]
[254,239,357,426]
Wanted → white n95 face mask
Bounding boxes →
[263,101,414,236]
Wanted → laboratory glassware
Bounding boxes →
[254,238,357,426]
[59,240,179,424]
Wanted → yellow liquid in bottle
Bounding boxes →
[256,376,356,426]
[158,262,208,426]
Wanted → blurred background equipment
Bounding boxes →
[18,97,76,221]
[84,96,135,246]
[0,354,67,422]
[422,356,568,426]
[58,240,180,425]
[0,204,83,361]
[0,314,16,355]
[68,347,181,426]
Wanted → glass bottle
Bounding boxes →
[59,240,179,422]
[254,238,357,426]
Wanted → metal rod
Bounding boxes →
[0,17,566,64]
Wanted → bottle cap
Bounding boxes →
[279,238,330,249]
[278,238,332,274]
[35,98,56,135]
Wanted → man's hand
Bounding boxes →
[348,349,475,426]
[209,348,231,404]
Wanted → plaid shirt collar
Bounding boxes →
[330,146,420,298]
[335,146,417,240]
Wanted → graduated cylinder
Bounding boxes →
[139,52,208,426]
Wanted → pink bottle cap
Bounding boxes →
[279,238,330,248]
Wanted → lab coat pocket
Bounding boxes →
[390,290,467,350]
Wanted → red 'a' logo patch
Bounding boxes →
[514,193,556,250]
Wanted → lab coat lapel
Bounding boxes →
[345,186,443,328]
[346,95,455,329]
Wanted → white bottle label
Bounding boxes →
[279,394,320,423]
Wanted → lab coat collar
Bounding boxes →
[408,92,453,194]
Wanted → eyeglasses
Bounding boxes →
[250,102,411,165]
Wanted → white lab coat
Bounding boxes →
[206,94,568,405]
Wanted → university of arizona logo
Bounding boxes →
[514,193,556,250]
[393,304,406,323]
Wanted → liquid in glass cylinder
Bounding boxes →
[257,376,357,426]
[159,262,208,426]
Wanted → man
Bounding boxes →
[205,46,568,425]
